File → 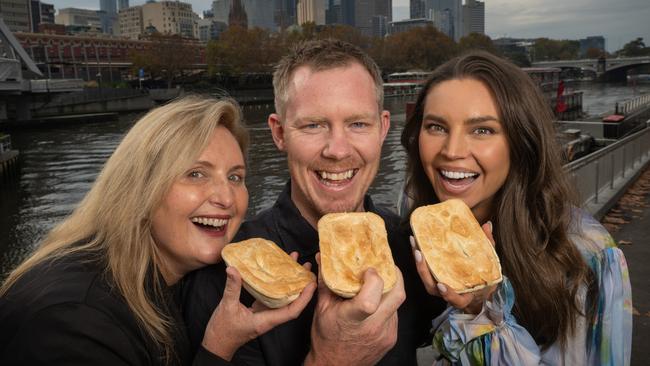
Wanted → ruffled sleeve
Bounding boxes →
[429,210,633,366]
[574,213,632,365]
[430,277,541,365]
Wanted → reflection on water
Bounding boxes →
[1,83,647,275]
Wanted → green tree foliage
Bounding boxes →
[129,33,198,88]
[458,33,497,54]
[617,37,650,57]
[532,38,579,61]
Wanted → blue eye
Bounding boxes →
[350,121,368,129]
[188,170,205,179]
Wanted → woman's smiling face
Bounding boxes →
[418,78,510,223]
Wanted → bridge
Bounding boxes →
[532,56,650,82]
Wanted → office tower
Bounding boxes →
[355,0,391,37]
[462,0,484,36]
[29,0,54,32]
[410,0,424,19]
[426,0,462,41]
[244,0,275,30]
[118,0,128,11]
[297,0,325,25]
[579,36,606,57]
[275,0,296,29]
[212,0,231,24]
[0,0,31,32]
[100,0,117,16]
[229,0,248,28]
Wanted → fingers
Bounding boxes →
[482,221,495,247]
[410,236,439,296]
[222,266,243,305]
[253,281,317,335]
[370,266,406,320]
[289,251,299,261]
[342,267,384,322]
[435,283,475,310]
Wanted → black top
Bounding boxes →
[181,181,446,366]
[0,251,228,366]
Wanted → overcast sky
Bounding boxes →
[52,0,650,52]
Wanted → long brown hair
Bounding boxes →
[1,96,249,364]
[401,51,596,348]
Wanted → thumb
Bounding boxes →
[222,266,243,305]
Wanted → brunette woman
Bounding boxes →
[401,51,632,365]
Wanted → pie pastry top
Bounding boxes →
[410,199,502,293]
[318,212,397,298]
[222,238,316,308]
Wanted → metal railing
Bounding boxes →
[565,121,650,213]
[615,94,650,116]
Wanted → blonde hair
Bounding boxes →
[273,38,384,118]
[1,96,248,363]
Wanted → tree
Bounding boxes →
[207,26,281,75]
[130,33,198,88]
[458,33,497,54]
[617,37,650,57]
[380,25,458,72]
[532,38,579,61]
[585,47,607,59]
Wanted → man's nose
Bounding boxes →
[322,127,353,160]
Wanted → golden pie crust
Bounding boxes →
[222,238,316,308]
[410,199,502,293]
[318,212,397,298]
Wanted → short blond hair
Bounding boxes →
[273,38,384,117]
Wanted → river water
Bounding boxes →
[1,82,649,276]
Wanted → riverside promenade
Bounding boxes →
[417,163,650,365]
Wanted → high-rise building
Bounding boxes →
[297,0,325,25]
[355,0,391,37]
[100,0,116,16]
[119,1,198,39]
[211,0,230,24]
[462,0,484,36]
[228,0,247,28]
[244,0,275,30]
[29,0,54,32]
[118,5,142,39]
[275,0,296,29]
[118,0,128,11]
[410,0,424,19]
[0,0,31,32]
[425,0,462,41]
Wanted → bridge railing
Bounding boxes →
[565,121,650,218]
[615,94,650,116]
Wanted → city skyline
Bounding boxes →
[48,0,649,52]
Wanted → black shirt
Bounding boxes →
[182,181,446,366]
[0,251,227,365]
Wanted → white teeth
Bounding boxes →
[318,169,355,181]
[191,217,228,228]
[440,170,478,180]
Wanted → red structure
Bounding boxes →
[15,32,206,82]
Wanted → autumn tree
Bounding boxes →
[130,33,198,88]
[207,26,283,75]
[458,33,498,54]
[380,25,458,72]
[532,38,579,61]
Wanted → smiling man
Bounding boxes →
[182,39,445,366]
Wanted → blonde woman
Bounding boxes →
[0,96,315,365]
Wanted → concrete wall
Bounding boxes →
[33,94,153,117]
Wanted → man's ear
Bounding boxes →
[268,113,286,151]
[379,110,391,143]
